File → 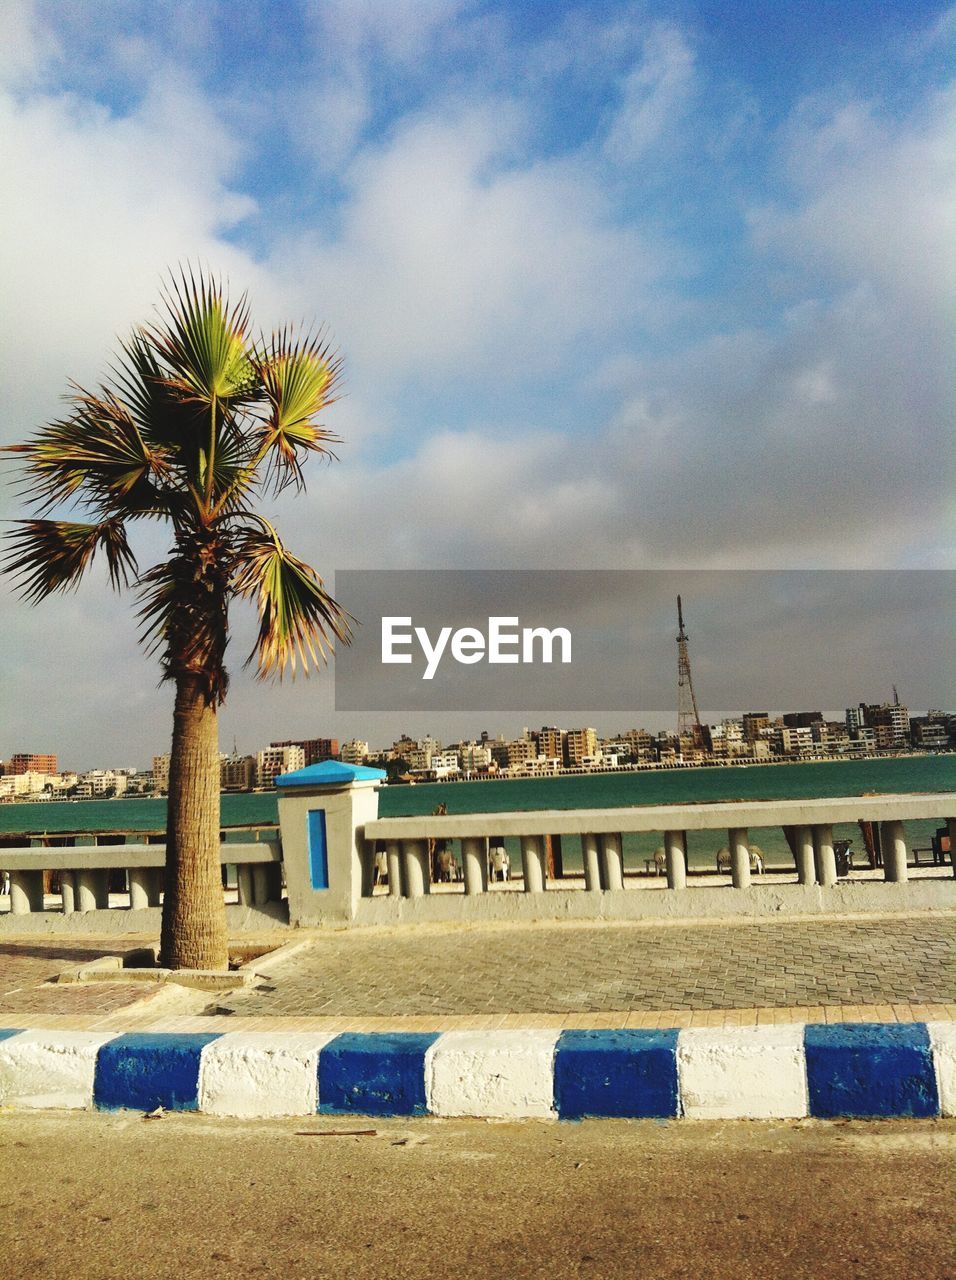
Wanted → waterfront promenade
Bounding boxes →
[2,912,953,1031]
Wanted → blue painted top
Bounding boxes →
[275,760,386,789]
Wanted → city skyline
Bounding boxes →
[4,692,952,777]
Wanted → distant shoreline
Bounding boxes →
[1,749,951,806]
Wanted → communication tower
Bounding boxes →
[676,595,703,740]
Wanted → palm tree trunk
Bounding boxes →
[160,673,229,970]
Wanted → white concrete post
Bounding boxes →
[252,864,270,905]
[794,825,815,885]
[236,865,255,906]
[521,835,546,893]
[664,829,686,890]
[385,840,403,897]
[75,868,108,912]
[402,840,430,898]
[128,867,157,910]
[881,819,908,883]
[581,833,602,892]
[9,870,42,915]
[275,761,387,925]
[813,824,837,887]
[729,828,750,889]
[949,818,956,879]
[60,870,76,915]
[599,833,624,891]
[462,837,488,895]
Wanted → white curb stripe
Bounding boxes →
[677,1024,808,1119]
[425,1029,561,1118]
[198,1032,338,1117]
[0,1030,119,1110]
[926,1022,956,1118]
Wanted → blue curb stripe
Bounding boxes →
[805,1023,939,1118]
[93,1033,222,1113]
[0,1029,23,1045]
[318,1032,440,1116]
[555,1029,680,1119]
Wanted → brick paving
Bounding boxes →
[0,940,146,1017]
[213,916,956,1018]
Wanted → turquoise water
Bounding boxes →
[2,755,952,871]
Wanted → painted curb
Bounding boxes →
[0,1023,951,1120]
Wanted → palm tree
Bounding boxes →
[3,269,349,970]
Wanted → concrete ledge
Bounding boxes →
[0,1024,949,1119]
[347,879,956,928]
[0,902,288,935]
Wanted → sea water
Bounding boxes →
[2,755,952,871]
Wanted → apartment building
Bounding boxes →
[256,745,305,786]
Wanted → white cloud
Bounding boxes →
[751,85,956,311]
[603,22,696,164]
[266,98,674,392]
[0,68,264,463]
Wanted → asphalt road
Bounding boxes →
[0,1111,952,1279]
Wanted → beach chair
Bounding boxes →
[716,846,764,874]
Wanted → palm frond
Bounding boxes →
[3,518,136,602]
[110,332,207,460]
[232,527,351,679]
[146,267,254,405]
[4,390,172,516]
[251,327,343,494]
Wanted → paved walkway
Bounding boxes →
[1,915,953,1031]
[215,915,955,1018]
[0,940,147,1017]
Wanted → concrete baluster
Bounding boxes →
[385,840,403,897]
[252,864,270,905]
[402,839,430,898]
[236,865,255,906]
[881,819,908,883]
[664,829,686,890]
[581,833,602,892]
[360,843,376,899]
[9,870,43,915]
[75,868,106,912]
[521,835,546,893]
[128,867,154,910]
[60,870,76,915]
[599,833,624,891]
[729,828,750,889]
[462,837,488,896]
[949,818,956,879]
[794,825,816,885]
[813,824,837,887]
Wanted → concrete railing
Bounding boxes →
[365,794,956,894]
[0,837,282,927]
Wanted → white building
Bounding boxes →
[430,750,460,778]
[256,745,305,786]
[340,739,370,765]
[0,770,55,798]
[74,770,129,799]
[458,742,493,772]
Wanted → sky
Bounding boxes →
[0,0,953,769]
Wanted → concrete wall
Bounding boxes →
[351,878,956,926]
